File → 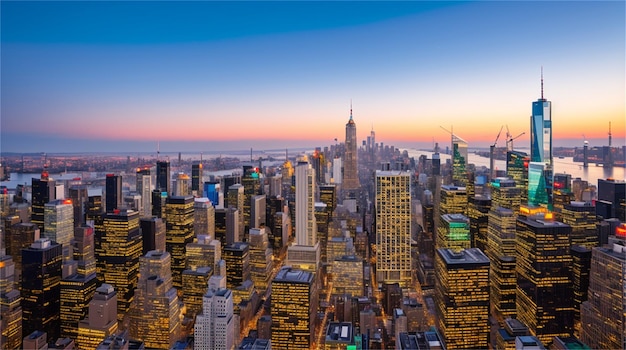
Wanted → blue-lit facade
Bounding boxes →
[529,94,552,207]
[203,182,220,207]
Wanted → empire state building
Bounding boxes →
[343,106,360,191]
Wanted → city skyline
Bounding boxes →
[1,1,624,154]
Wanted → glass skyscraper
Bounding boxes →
[529,75,553,207]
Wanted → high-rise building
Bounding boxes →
[203,181,221,208]
[490,177,522,212]
[580,236,626,350]
[5,222,40,285]
[182,266,212,320]
[435,248,490,349]
[76,283,119,350]
[435,185,467,249]
[242,165,262,236]
[437,213,471,251]
[191,162,203,196]
[528,73,553,207]
[223,242,250,290]
[21,238,63,341]
[31,170,56,231]
[165,195,195,289]
[250,194,266,230]
[375,170,411,287]
[487,206,518,318]
[194,198,215,239]
[140,216,166,255]
[248,227,273,294]
[451,134,468,187]
[186,234,221,271]
[227,184,245,240]
[0,253,22,350]
[468,195,491,252]
[44,199,74,260]
[331,255,363,297]
[570,245,591,335]
[343,106,360,191]
[105,174,123,213]
[194,270,236,350]
[128,250,180,349]
[516,213,573,345]
[175,172,191,197]
[507,150,529,204]
[136,167,152,218]
[68,185,89,227]
[271,267,318,348]
[596,178,626,220]
[151,189,167,219]
[561,201,598,248]
[156,160,171,195]
[94,209,143,320]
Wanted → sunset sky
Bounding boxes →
[1,1,624,153]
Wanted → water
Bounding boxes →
[405,149,625,187]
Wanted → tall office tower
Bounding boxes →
[182,266,212,320]
[273,211,290,255]
[286,159,321,271]
[95,209,142,320]
[191,162,203,196]
[268,175,282,197]
[140,216,166,255]
[85,194,103,223]
[516,213,573,345]
[76,283,118,350]
[248,227,273,294]
[128,250,180,349]
[331,255,364,297]
[227,184,245,240]
[468,195,491,252]
[165,195,194,289]
[5,222,39,285]
[375,170,412,287]
[43,199,74,260]
[175,172,191,197]
[437,213,471,250]
[487,206,518,318]
[315,203,330,263]
[225,207,240,244]
[194,271,236,350]
[343,106,360,191]
[507,150,529,203]
[21,238,63,341]
[31,169,56,231]
[223,175,241,207]
[320,184,337,215]
[580,236,625,350]
[561,202,598,248]
[186,234,221,271]
[68,185,89,227]
[136,167,152,217]
[570,245,591,335]
[450,134,469,187]
[151,189,167,219]
[214,208,227,247]
[596,178,626,220]
[311,148,325,185]
[332,157,342,185]
[250,194,266,230]
[0,254,22,350]
[156,160,171,195]
[203,181,221,208]
[529,73,553,207]
[271,267,318,348]
[194,198,215,239]
[223,242,250,290]
[242,166,262,234]
[59,226,97,340]
[491,177,522,212]
[435,248,490,349]
[435,185,467,249]
[105,174,122,213]
[295,159,317,246]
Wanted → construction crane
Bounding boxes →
[490,126,504,179]
[505,125,525,151]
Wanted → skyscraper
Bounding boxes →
[128,250,180,349]
[271,267,318,348]
[94,209,143,320]
[248,227,273,294]
[223,242,250,290]
[516,213,573,345]
[435,248,490,349]
[105,174,123,213]
[451,134,468,187]
[156,160,171,195]
[140,216,166,255]
[76,283,119,350]
[194,197,215,239]
[0,253,22,350]
[227,184,245,240]
[506,150,529,204]
[194,269,236,350]
[44,199,74,260]
[580,235,625,350]
[31,169,56,231]
[375,169,412,287]
[136,167,152,218]
[165,195,195,290]
[21,238,63,341]
[528,72,553,207]
[342,105,360,191]
[191,162,203,196]
[487,206,518,318]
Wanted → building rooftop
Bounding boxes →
[325,322,353,344]
[273,266,313,284]
[437,248,490,266]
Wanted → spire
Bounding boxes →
[541,66,543,100]
[349,99,353,121]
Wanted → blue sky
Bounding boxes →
[1,1,624,153]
